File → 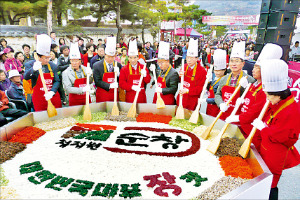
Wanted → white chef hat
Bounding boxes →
[187,38,198,57]
[230,41,245,60]
[128,40,138,56]
[213,49,227,70]
[256,43,283,66]
[36,34,51,56]
[158,41,170,60]
[69,42,81,59]
[261,59,288,92]
[105,37,116,56]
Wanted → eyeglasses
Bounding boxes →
[230,59,243,64]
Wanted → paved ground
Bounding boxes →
[145,66,300,199]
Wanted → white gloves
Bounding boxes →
[251,118,267,131]
[44,91,55,101]
[220,103,229,112]
[33,61,42,71]
[85,67,92,76]
[239,77,248,88]
[140,69,147,77]
[225,115,240,123]
[236,97,244,106]
[138,58,146,66]
[198,98,207,104]
[82,85,91,93]
[114,67,120,76]
[132,85,141,92]
[155,87,162,93]
[110,82,118,89]
[149,64,156,72]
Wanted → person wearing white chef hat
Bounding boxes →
[93,37,122,102]
[251,59,300,200]
[119,39,151,103]
[24,34,62,111]
[177,38,207,111]
[225,43,283,150]
[150,41,179,105]
[214,41,256,120]
[62,42,93,106]
[204,49,227,117]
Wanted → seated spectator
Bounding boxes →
[90,46,105,68]
[119,38,128,50]
[22,44,34,63]
[15,51,25,65]
[0,38,14,52]
[0,90,28,126]
[83,42,97,67]
[59,38,66,47]
[97,38,103,49]
[50,50,58,65]
[120,47,128,66]
[0,50,8,72]
[0,69,11,91]
[4,48,23,76]
[51,44,59,58]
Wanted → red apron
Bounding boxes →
[239,83,264,149]
[96,62,117,102]
[69,78,91,106]
[176,64,198,111]
[153,67,175,105]
[32,70,62,112]
[219,72,243,120]
[125,66,146,103]
[260,97,300,188]
[206,78,222,117]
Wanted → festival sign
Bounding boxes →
[202,15,259,26]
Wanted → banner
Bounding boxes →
[202,15,259,26]
[288,69,300,106]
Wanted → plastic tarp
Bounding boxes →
[176,28,203,38]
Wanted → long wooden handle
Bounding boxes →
[132,64,147,104]
[114,62,118,103]
[178,59,185,106]
[152,64,161,97]
[34,53,49,94]
[86,63,90,105]
[230,83,252,116]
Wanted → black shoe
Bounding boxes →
[269,187,278,200]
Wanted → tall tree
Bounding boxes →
[47,0,53,35]
[1,0,48,25]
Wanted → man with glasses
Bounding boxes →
[24,34,62,111]
[215,41,255,120]
[150,41,179,105]
[119,40,150,103]
[177,38,207,111]
[93,37,122,103]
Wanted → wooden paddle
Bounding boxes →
[175,59,185,119]
[200,84,242,140]
[83,63,92,120]
[111,62,120,116]
[189,66,213,124]
[151,64,165,109]
[34,53,57,118]
[127,64,147,118]
[239,100,270,158]
[206,83,252,154]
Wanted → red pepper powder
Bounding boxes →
[136,113,172,124]
[76,123,117,130]
[219,155,254,179]
[9,127,46,145]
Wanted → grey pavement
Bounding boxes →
[145,66,300,199]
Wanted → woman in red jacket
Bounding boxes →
[252,59,300,200]
[83,43,97,67]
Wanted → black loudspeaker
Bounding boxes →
[258,13,269,28]
[271,0,300,12]
[264,28,294,45]
[280,45,290,62]
[260,0,271,13]
[257,29,267,43]
[267,11,298,29]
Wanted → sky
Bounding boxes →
[189,0,262,16]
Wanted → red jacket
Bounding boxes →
[0,90,9,112]
[177,61,207,110]
[260,95,300,188]
[83,52,97,67]
[239,82,266,149]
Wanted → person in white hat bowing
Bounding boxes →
[214,41,255,120]
[204,49,227,117]
[251,59,300,200]
[225,43,283,150]
[62,42,93,106]
[24,34,62,111]
[176,38,207,111]
[150,41,179,105]
[119,40,151,103]
[93,37,122,102]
